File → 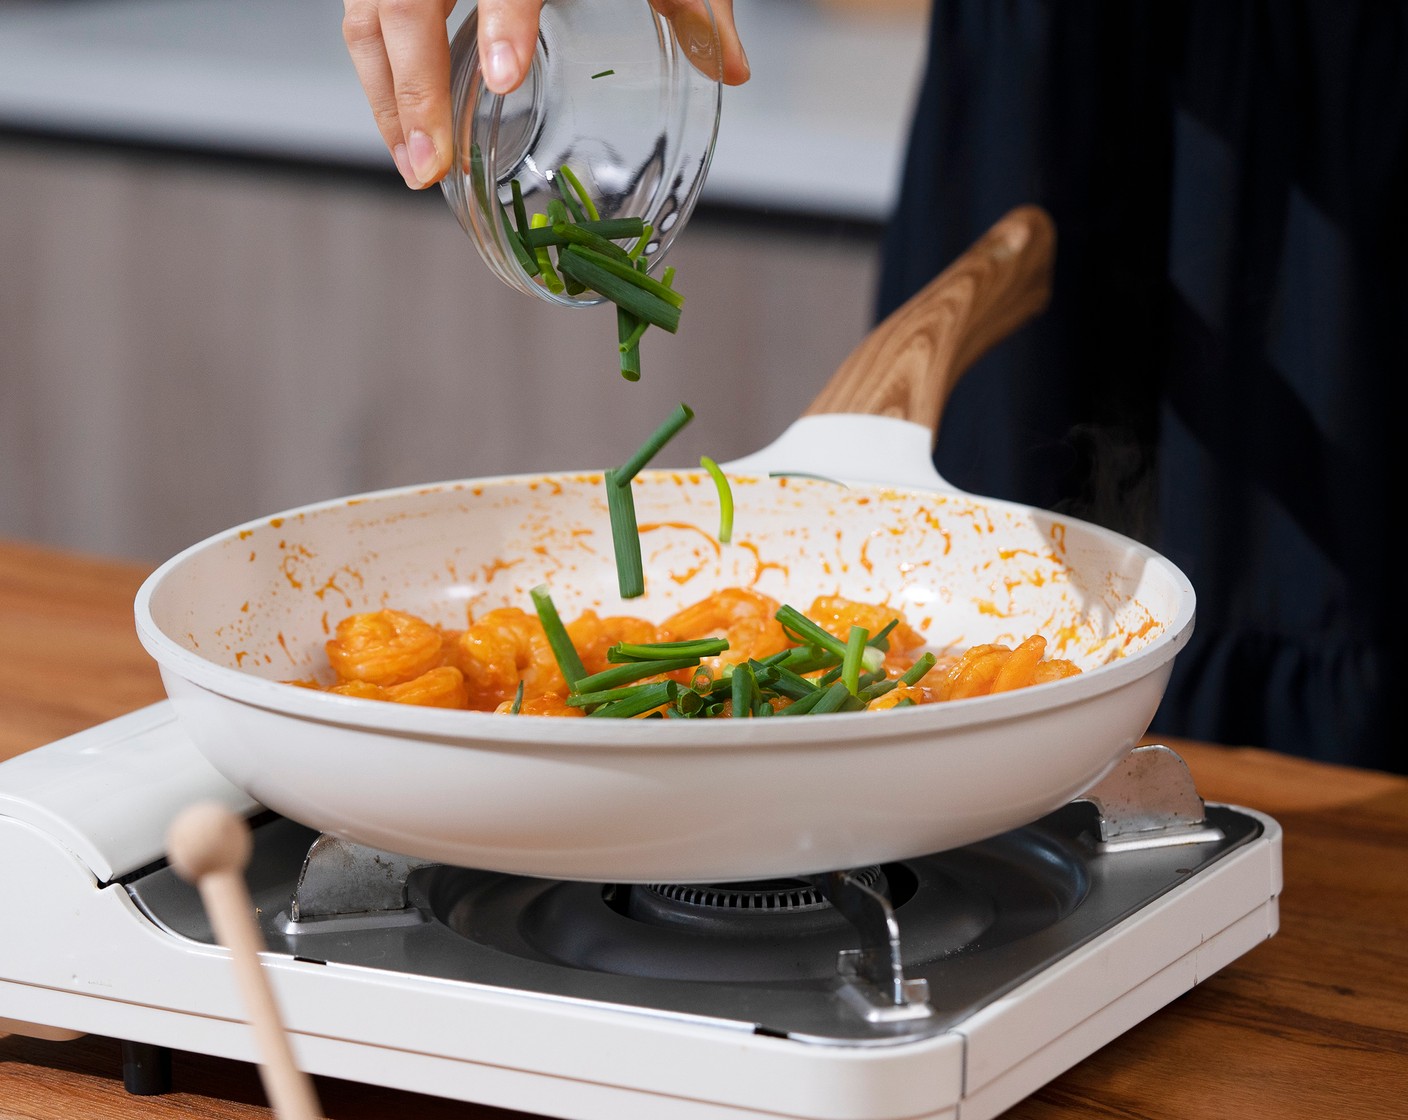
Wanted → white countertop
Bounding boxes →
[0,0,927,222]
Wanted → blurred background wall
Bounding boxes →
[0,0,927,563]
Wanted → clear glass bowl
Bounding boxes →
[443,0,723,306]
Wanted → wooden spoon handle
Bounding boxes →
[167,803,323,1120]
[804,205,1055,436]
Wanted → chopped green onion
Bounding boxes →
[604,468,644,598]
[763,664,820,700]
[558,164,600,222]
[700,456,734,544]
[591,68,615,79]
[530,585,587,688]
[550,221,634,262]
[559,245,684,308]
[812,681,860,714]
[509,680,525,714]
[893,697,917,708]
[773,689,826,716]
[868,619,900,651]
[628,223,653,260]
[775,605,850,661]
[552,180,585,224]
[730,661,758,717]
[528,214,565,294]
[510,179,530,241]
[573,656,699,695]
[587,680,677,718]
[557,249,681,332]
[768,472,847,487]
[900,652,938,686]
[500,205,541,277]
[617,306,642,382]
[775,645,840,676]
[616,403,694,483]
[841,626,869,695]
[609,638,730,662]
[860,678,898,702]
[618,316,650,354]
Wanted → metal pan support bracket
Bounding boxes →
[278,834,435,935]
[1075,743,1226,853]
[806,869,934,1023]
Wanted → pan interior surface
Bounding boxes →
[142,470,1186,695]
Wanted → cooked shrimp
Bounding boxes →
[806,595,927,675]
[329,666,469,709]
[495,692,585,717]
[567,611,658,676]
[656,587,790,670]
[443,607,565,710]
[325,609,444,686]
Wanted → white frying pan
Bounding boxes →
[135,207,1194,883]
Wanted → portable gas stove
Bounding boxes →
[0,702,1281,1120]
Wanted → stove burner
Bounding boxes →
[428,840,1086,985]
[632,867,884,926]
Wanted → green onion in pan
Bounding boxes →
[587,680,678,718]
[609,638,730,662]
[900,651,938,686]
[572,656,700,695]
[774,605,850,661]
[529,585,588,688]
[700,455,734,543]
[730,661,755,717]
[841,626,870,695]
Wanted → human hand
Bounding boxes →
[343,0,750,191]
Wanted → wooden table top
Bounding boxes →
[1,537,1405,1120]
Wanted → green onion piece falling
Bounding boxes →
[605,468,644,599]
[616,403,694,483]
[591,68,615,79]
[700,456,734,544]
[617,306,642,382]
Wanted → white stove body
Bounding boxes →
[0,704,1281,1120]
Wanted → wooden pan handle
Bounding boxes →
[804,205,1055,437]
[167,803,324,1120]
